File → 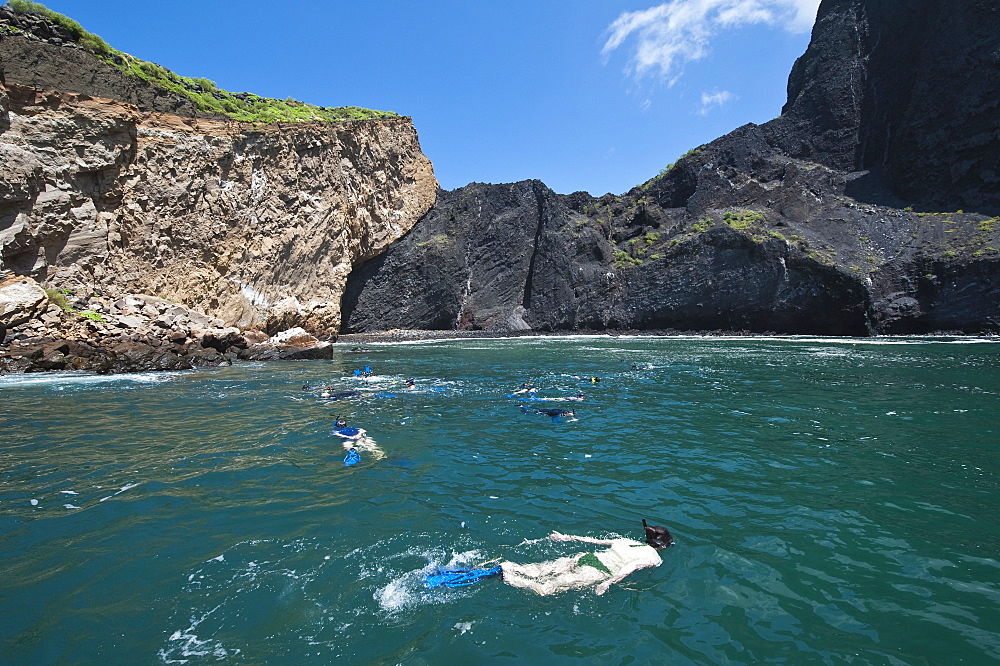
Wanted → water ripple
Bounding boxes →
[1,339,998,663]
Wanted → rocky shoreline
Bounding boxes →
[4,269,992,376]
[336,326,992,345]
[0,275,334,375]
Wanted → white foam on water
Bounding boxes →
[157,604,240,664]
[63,504,81,509]
[99,482,140,502]
[354,333,998,348]
[29,499,38,506]
[374,547,484,614]
[454,621,474,634]
[0,370,188,389]
[59,490,79,495]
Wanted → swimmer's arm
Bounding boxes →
[547,531,615,545]
[594,561,651,595]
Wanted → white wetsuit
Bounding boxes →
[500,538,661,596]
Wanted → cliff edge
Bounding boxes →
[0,4,438,339]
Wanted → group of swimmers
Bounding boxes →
[314,364,675,596]
[515,379,593,422]
[317,365,402,465]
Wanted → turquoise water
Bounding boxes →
[1,336,998,664]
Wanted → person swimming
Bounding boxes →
[323,390,360,401]
[523,406,576,422]
[533,392,584,402]
[425,520,673,596]
[341,433,385,460]
[333,417,367,440]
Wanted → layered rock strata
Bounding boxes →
[0,9,438,333]
[0,12,437,373]
[0,80,436,335]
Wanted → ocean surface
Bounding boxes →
[1,336,998,665]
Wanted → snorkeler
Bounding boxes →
[425,520,674,596]
[524,406,576,422]
[332,418,367,441]
[323,390,360,401]
[533,392,584,402]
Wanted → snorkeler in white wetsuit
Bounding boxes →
[500,520,674,596]
[424,520,674,594]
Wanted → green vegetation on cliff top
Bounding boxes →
[3,1,401,123]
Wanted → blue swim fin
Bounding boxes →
[424,566,502,589]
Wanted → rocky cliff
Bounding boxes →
[343,0,1000,336]
[0,10,437,338]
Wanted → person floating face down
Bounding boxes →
[426,520,674,596]
[500,520,673,596]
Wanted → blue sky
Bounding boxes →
[39,1,820,196]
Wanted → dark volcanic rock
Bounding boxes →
[773,0,1000,215]
[342,177,887,336]
[342,181,616,333]
[344,0,1000,337]
[239,342,333,361]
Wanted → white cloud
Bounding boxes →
[697,88,736,114]
[602,0,821,85]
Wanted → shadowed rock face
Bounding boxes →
[341,179,876,336]
[343,0,1000,336]
[776,0,1000,215]
[342,181,618,333]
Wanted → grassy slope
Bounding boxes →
[2,0,401,123]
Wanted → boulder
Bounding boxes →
[0,275,47,327]
[239,327,333,360]
[199,327,248,352]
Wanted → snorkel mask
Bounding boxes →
[643,519,674,548]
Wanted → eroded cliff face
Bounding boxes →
[0,73,436,335]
